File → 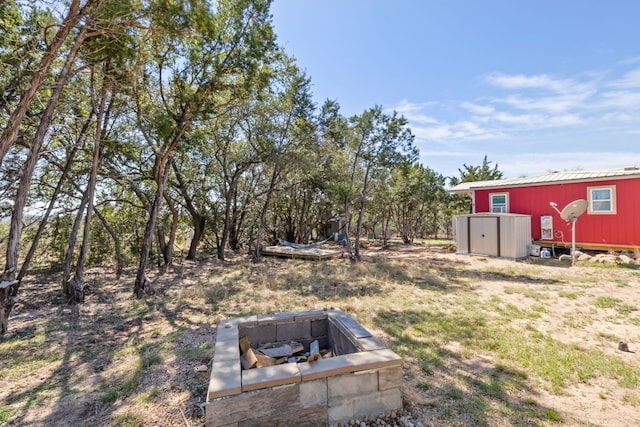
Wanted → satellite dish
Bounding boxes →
[560,199,587,221]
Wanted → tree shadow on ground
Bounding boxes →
[1,264,214,426]
[373,309,569,426]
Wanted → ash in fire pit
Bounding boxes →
[206,309,403,426]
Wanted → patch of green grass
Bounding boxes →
[544,409,562,421]
[135,388,160,404]
[0,407,12,423]
[557,290,579,299]
[616,304,637,315]
[622,393,640,406]
[101,377,138,404]
[179,341,214,362]
[417,380,431,391]
[442,386,464,400]
[138,345,163,369]
[504,286,548,301]
[494,328,639,392]
[594,296,622,309]
[113,412,144,427]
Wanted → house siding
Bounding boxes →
[472,178,640,248]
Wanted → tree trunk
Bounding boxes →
[218,179,238,260]
[162,190,178,266]
[67,73,109,303]
[342,197,352,259]
[353,167,372,261]
[93,207,124,279]
[134,113,192,297]
[2,26,87,289]
[172,162,203,261]
[187,214,205,260]
[17,112,92,283]
[63,189,89,290]
[156,225,166,268]
[254,166,279,262]
[0,0,95,167]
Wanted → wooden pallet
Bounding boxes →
[261,245,343,260]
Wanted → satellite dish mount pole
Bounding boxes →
[570,214,577,266]
[550,199,588,267]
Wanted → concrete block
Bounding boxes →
[352,388,402,419]
[216,322,239,343]
[208,359,241,400]
[378,365,403,391]
[241,363,301,392]
[328,370,378,406]
[277,320,311,341]
[258,312,296,324]
[327,399,354,424]
[219,315,258,328]
[300,378,328,407]
[310,319,328,338]
[239,323,276,347]
[328,312,372,338]
[206,384,300,425]
[238,405,327,427]
[356,336,387,351]
[214,336,239,361]
[294,310,328,322]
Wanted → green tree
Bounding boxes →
[131,0,276,295]
[345,106,417,261]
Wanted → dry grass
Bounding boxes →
[1,244,639,426]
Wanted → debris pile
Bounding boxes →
[239,336,332,370]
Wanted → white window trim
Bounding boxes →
[587,185,616,214]
[489,192,509,213]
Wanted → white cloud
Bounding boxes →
[461,102,494,115]
[495,152,640,178]
[485,73,572,92]
[392,100,439,124]
[606,68,640,89]
[396,63,640,179]
[598,90,640,110]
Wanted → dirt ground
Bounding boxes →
[1,244,639,426]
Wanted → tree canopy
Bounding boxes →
[0,0,502,335]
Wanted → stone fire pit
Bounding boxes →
[206,309,403,426]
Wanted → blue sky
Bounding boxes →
[271,1,640,179]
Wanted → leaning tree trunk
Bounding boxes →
[0,0,95,168]
[17,112,92,283]
[188,214,206,260]
[134,153,176,297]
[66,78,109,303]
[135,173,166,297]
[0,29,90,334]
[3,26,87,285]
[134,113,192,297]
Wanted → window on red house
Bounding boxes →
[587,185,616,214]
[490,193,508,213]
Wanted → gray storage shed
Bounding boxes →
[454,213,532,259]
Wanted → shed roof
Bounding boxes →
[450,167,640,193]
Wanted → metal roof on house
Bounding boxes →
[450,167,640,193]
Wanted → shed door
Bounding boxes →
[469,217,499,256]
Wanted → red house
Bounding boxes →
[451,168,640,251]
